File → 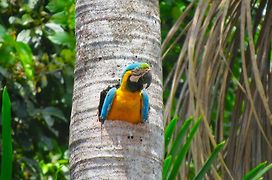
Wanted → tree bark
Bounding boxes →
[69,0,163,179]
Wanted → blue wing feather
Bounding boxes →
[100,87,117,122]
[141,90,149,123]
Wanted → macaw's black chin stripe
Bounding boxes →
[126,71,152,92]
[127,76,143,92]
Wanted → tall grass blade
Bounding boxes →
[1,87,12,180]
[193,141,226,180]
[169,116,193,158]
[250,163,272,180]
[164,117,177,152]
[243,162,267,180]
[168,118,201,180]
[243,162,272,180]
[162,155,172,180]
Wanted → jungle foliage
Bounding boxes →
[0,0,272,179]
[0,0,74,179]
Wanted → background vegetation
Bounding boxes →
[0,0,74,179]
[0,0,271,179]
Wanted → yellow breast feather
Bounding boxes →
[107,71,143,124]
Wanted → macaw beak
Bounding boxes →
[141,68,152,89]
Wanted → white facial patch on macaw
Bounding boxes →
[130,68,151,82]
[129,75,142,82]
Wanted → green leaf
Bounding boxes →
[8,16,22,25]
[2,33,14,43]
[45,22,64,33]
[50,11,67,26]
[0,45,15,66]
[54,165,62,180]
[244,162,267,180]
[244,162,272,180]
[171,6,182,20]
[17,29,31,43]
[1,87,12,180]
[46,0,71,13]
[47,32,75,48]
[168,117,201,180]
[38,136,53,151]
[14,42,34,80]
[42,107,67,122]
[61,49,75,63]
[251,163,272,180]
[164,117,177,152]
[0,66,10,78]
[67,4,75,30]
[169,116,193,158]
[0,24,6,39]
[21,14,34,26]
[163,155,172,180]
[193,141,226,180]
[28,0,39,9]
[41,107,67,133]
[0,0,8,8]
[46,0,66,13]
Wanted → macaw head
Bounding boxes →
[121,62,152,92]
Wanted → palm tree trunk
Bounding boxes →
[69,0,163,179]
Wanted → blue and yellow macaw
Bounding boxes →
[99,62,152,124]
